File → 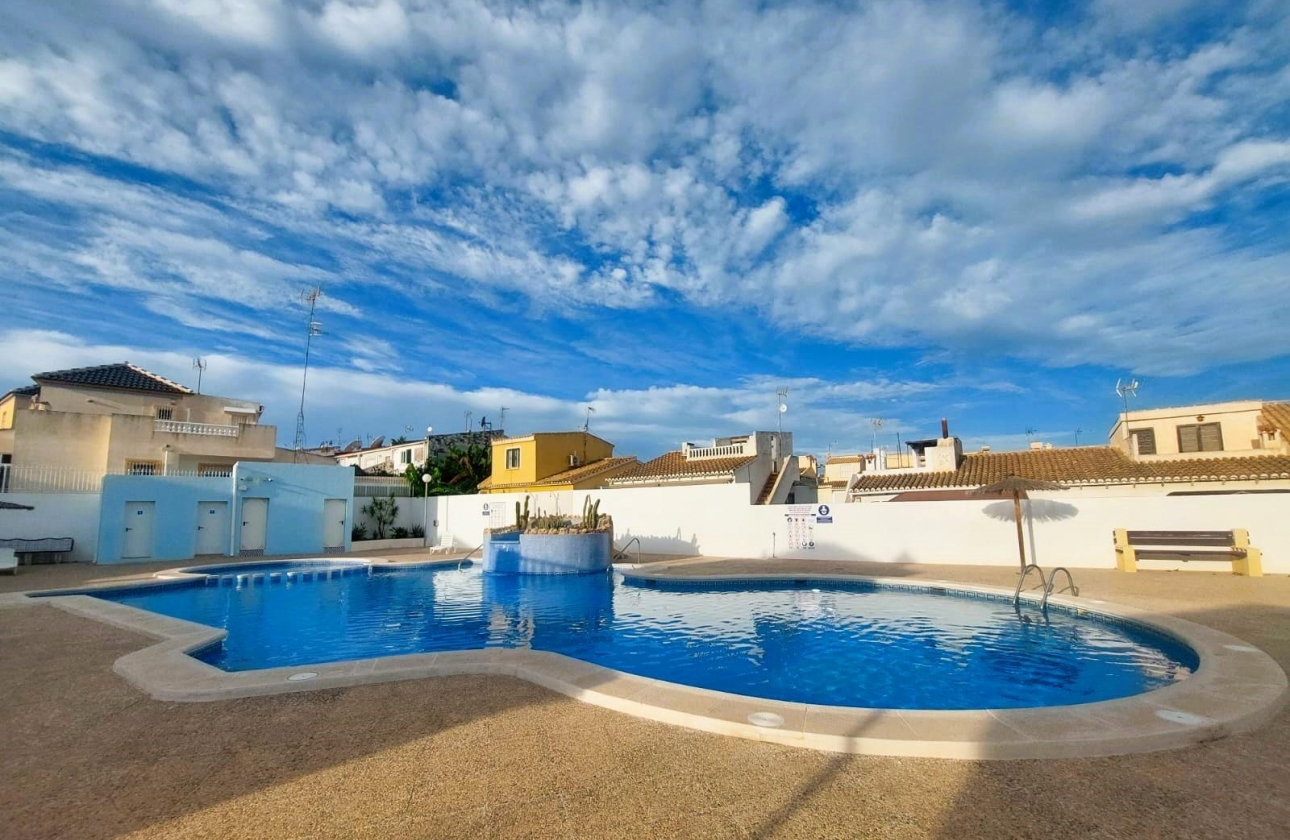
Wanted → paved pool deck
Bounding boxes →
[2,555,1289,839]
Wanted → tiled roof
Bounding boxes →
[850,446,1290,492]
[609,450,757,482]
[2,384,39,400]
[1261,402,1290,441]
[31,362,191,395]
[480,456,638,491]
[825,455,863,464]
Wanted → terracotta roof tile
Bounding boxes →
[31,362,191,394]
[609,450,757,482]
[482,457,638,491]
[850,446,1290,492]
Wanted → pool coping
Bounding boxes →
[4,559,1286,760]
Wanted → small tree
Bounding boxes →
[361,495,399,540]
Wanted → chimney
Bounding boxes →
[940,417,949,439]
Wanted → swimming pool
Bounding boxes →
[87,561,1197,711]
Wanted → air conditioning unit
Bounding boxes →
[568,453,580,467]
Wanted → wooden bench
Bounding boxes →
[0,537,75,565]
[1113,529,1262,576]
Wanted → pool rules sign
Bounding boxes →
[785,504,831,550]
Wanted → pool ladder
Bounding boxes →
[1013,564,1080,612]
[613,537,642,564]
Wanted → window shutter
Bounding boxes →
[1132,429,1156,455]
[1199,423,1224,452]
[1177,425,1200,453]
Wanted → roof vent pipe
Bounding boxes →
[941,417,949,439]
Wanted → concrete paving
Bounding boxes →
[2,556,1289,839]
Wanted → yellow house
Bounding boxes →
[478,431,637,494]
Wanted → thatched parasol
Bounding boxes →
[0,500,35,511]
[973,475,1066,571]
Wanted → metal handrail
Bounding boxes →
[1012,563,1048,608]
[458,543,483,571]
[1041,567,1079,611]
[613,537,642,564]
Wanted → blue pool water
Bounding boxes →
[90,563,1198,710]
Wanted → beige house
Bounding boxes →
[1109,399,1290,460]
[606,432,798,504]
[0,363,278,484]
[839,407,1290,503]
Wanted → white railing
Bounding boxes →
[354,476,411,497]
[155,419,240,437]
[0,466,104,494]
[684,442,749,460]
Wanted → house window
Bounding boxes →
[198,463,232,477]
[155,407,173,421]
[126,460,160,475]
[1130,428,1157,456]
[1177,422,1223,453]
[505,447,521,469]
[400,450,412,465]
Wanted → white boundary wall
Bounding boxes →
[0,493,101,563]
[426,488,1290,574]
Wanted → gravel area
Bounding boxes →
[2,558,1288,839]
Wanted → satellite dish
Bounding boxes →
[343,438,362,453]
[778,403,788,413]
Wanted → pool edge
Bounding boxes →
[14,560,1289,760]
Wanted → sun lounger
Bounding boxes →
[0,549,17,575]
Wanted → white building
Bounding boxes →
[606,431,799,504]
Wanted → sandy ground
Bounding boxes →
[2,556,1288,839]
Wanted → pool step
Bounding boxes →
[202,566,369,587]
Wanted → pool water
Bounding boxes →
[92,564,1198,710]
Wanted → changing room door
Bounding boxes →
[323,499,346,549]
[122,501,155,560]
[240,498,268,553]
[195,501,229,555]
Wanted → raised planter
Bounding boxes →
[351,537,424,552]
[484,529,612,575]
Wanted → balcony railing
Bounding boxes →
[683,442,748,460]
[155,419,240,437]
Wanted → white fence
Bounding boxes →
[0,465,234,493]
[421,485,1290,574]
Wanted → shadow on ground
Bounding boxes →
[1,563,1289,839]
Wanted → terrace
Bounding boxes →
[1,552,1287,840]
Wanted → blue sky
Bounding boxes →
[2,0,1288,460]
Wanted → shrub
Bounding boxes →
[391,526,409,539]
[351,523,369,542]
[410,524,425,538]
[360,495,399,540]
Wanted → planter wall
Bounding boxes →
[484,529,612,575]
[351,537,425,552]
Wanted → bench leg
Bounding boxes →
[1232,530,1263,577]
[1114,529,1137,573]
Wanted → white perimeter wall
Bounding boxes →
[0,493,101,563]
[424,487,1290,574]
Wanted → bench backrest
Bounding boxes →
[0,537,75,552]
[1124,530,1234,547]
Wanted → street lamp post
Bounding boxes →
[422,425,433,548]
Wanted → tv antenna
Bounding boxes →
[191,357,207,395]
[869,417,884,451]
[1074,427,1083,446]
[463,410,472,432]
[776,388,789,435]
[583,405,596,432]
[1115,378,1139,439]
[1025,427,1036,443]
[292,286,324,460]
[498,406,509,433]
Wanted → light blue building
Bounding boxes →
[96,462,353,564]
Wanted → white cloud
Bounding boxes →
[0,0,1287,381]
